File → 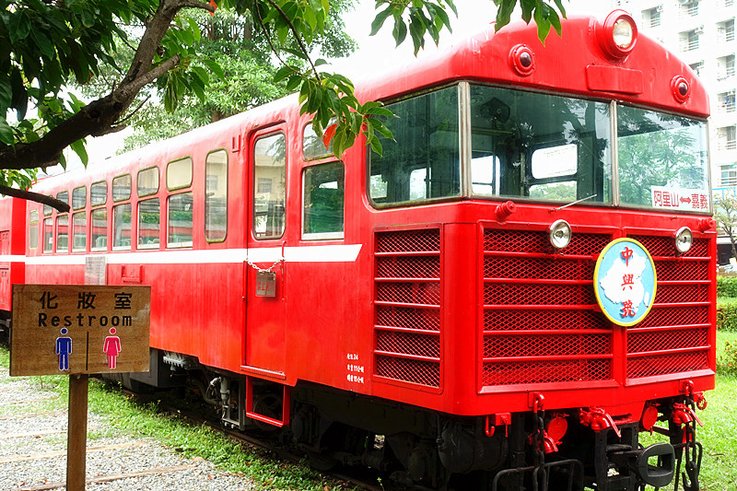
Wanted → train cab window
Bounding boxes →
[138,167,159,197]
[72,212,87,252]
[369,85,461,205]
[302,162,344,239]
[138,198,160,249]
[253,133,286,239]
[113,203,131,249]
[72,186,86,210]
[205,150,228,242]
[91,208,108,251]
[469,84,611,203]
[168,193,193,247]
[91,181,107,206]
[112,174,131,202]
[56,214,68,253]
[303,123,332,160]
[42,217,53,253]
[28,210,39,251]
[167,157,193,190]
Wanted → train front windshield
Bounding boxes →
[369,83,710,211]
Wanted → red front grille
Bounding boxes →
[481,227,712,389]
[374,229,441,388]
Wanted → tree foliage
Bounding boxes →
[716,197,737,261]
[0,0,568,210]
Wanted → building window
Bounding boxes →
[718,55,736,80]
[302,162,345,239]
[680,30,700,52]
[205,150,228,242]
[642,7,661,28]
[718,126,737,151]
[253,133,286,239]
[719,91,736,113]
[718,19,735,43]
[689,61,704,76]
[722,164,737,187]
[680,0,699,17]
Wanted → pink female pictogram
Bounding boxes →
[103,328,122,369]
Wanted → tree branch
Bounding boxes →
[0,185,70,213]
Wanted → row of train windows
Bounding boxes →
[27,150,228,253]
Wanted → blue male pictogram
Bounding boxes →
[55,328,72,371]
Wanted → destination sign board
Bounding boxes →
[10,285,150,376]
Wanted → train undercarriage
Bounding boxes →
[108,348,706,491]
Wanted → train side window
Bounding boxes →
[113,203,132,250]
[253,133,286,239]
[43,204,53,216]
[28,210,39,251]
[91,181,107,206]
[56,214,69,253]
[72,186,87,210]
[42,217,53,253]
[303,123,333,160]
[168,193,193,247]
[167,157,193,191]
[91,208,108,251]
[138,167,159,197]
[113,174,131,202]
[57,191,69,206]
[302,161,344,240]
[138,198,160,249]
[205,150,228,242]
[72,212,87,252]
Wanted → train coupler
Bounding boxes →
[491,459,583,491]
[608,442,675,488]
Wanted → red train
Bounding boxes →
[1,10,715,490]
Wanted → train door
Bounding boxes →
[244,127,288,376]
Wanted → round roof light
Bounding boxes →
[675,227,693,254]
[549,220,572,250]
[509,44,536,76]
[671,75,691,104]
[598,10,638,59]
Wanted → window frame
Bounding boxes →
[55,213,69,254]
[205,149,228,243]
[71,211,87,253]
[137,197,161,249]
[167,191,194,248]
[72,186,87,210]
[112,203,132,250]
[112,174,132,202]
[90,207,108,252]
[252,131,287,241]
[28,209,39,251]
[301,161,345,241]
[137,167,160,197]
[90,181,108,206]
[167,157,193,191]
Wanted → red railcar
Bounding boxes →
[9,11,715,490]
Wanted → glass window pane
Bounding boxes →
[618,106,709,211]
[369,86,460,205]
[112,174,131,202]
[72,186,86,210]
[91,181,107,206]
[205,150,228,242]
[43,204,53,216]
[137,167,159,197]
[303,123,333,160]
[113,204,132,249]
[254,133,286,239]
[138,198,160,248]
[303,162,344,238]
[72,212,87,252]
[469,85,612,203]
[91,209,108,250]
[168,192,193,247]
[167,157,193,190]
[29,210,38,250]
[56,215,68,253]
[43,218,53,252]
[57,191,69,206]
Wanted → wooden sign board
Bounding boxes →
[10,285,150,376]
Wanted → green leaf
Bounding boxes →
[370,7,392,36]
[0,118,13,145]
[0,78,12,114]
[69,139,89,166]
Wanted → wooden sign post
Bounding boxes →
[10,285,151,491]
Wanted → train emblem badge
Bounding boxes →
[594,238,657,327]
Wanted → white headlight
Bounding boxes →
[613,18,634,49]
[675,227,693,254]
[549,220,572,250]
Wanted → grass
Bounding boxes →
[0,348,356,491]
